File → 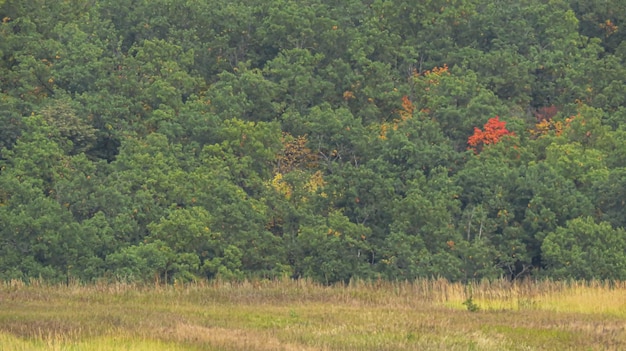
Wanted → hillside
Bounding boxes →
[1,0,626,283]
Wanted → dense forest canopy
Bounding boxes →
[1,0,626,283]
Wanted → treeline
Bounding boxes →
[1,0,626,283]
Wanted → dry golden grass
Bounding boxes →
[0,278,625,350]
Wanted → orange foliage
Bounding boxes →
[380,95,415,139]
[600,19,618,36]
[275,133,318,174]
[530,116,575,138]
[467,116,513,152]
[533,105,558,122]
[399,95,414,121]
[412,64,449,78]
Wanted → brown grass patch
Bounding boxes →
[0,278,625,350]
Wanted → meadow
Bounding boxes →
[0,278,625,350]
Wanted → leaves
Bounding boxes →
[467,116,514,153]
[1,0,626,283]
[542,217,626,280]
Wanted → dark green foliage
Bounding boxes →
[1,0,626,284]
[463,295,480,312]
[542,217,626,280]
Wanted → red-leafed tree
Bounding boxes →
[468,116,514,153]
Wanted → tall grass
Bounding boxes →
[1,278,625,350]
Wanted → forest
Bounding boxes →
[1,0,626,284]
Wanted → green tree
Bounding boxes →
[106,240,190,283]
[569,0,626,54]
[542,217,626,280]
[409,65,505,150]
[264,48,334,115]
[295,210,372,284]
[381,167,463,280]
[147,207,225,281]
[0,115,103,281]
[592,167,626,228]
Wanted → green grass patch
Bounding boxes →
[0,333,207,351]
[0,279,625,350]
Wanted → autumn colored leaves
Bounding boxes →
[467,116,514,153]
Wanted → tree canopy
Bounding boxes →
[1,0,626,283]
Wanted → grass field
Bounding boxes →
[0,278,625,350]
